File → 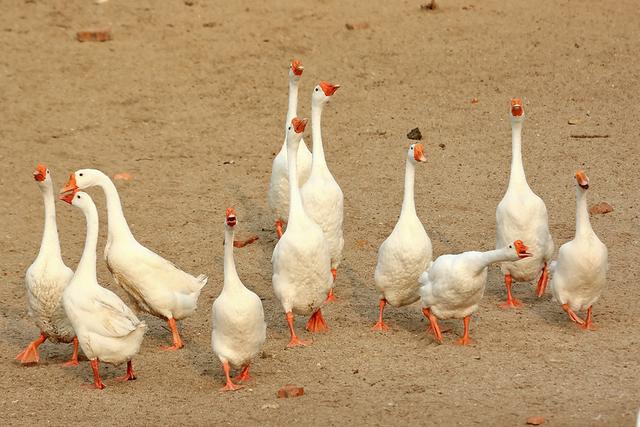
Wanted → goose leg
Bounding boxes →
[275,220,284,239]
[15,332,47,364]
[285,312,311,348]
[499,274,522,308]
[220,361,243,392]
[90,359,106,389]
[536,263,550,297]
[371,298,390,331]
[306,309,329,333]
[421,307,443,343]
[116,360,137,382]
[233,235,259,248]
[233,364,252,382]
[580,306,595,330]
[457,316,472,345]
[562,304,585,326]
[63,337,80,366]
[161,317,184,351]
[325,269,338,303]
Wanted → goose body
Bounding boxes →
[268,60,312,236]
[496,98,554,307]
[212,208,266,391]
[419,241,531,344]
[61,169,207,350]
[60,191,146,389]
[550,171,607,328]
[372,144,432,330]
[272,118,332,347]
[17,165,78,365]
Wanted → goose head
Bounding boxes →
[510,98,525,123]
[59,190,92,209]
[313,81,340,106]
[286,117,308,150]
[225,207,237,229]
[408,143,427,164]
[33,163,51,187]
[575,170,589,191]
[289,59,304,81]
[508,240,532,260]
[59,169,102,197]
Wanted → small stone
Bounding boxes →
[345,22,369,30]
[589,202,614,215]
[471,97,479,104]
[526,415,545,425]
[277,384,304,398]
[76,28,112,42]
[420,1,437,10]
[407,127,422,140]
[261,403,279,410]
[568,117,582,125]
[438,143,446,149]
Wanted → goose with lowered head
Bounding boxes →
[60,169,207,350]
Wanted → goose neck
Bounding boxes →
[508,121,528,190]
[399,157,417,220]
[95,173,135,243]
[75,201,99,280]
[575,188,593,237]
[287,139,305,225]
[38,183,62,259]
[311,101,328,174]
[223,227,243,292]
[285,78,299,127]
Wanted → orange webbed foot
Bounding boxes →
[371,320,390,332]
[286,336,312,348]
[324,288,337,303]
[499,298,523,309]
[116,361,137,382]
[306,309,329,333]
[220,381,244,392]
[160,344,184,351]
[456,336,472,346]
[15,333,46,364]
[233,366,253,383]
[562,304,585,325]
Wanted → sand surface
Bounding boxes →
[1,0,639,425]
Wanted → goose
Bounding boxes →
[268,59,313,238]
[419,241,532,344]
[496,98,554,308]
[60,169,207,350]
[300,81,343,301]
[549,170,607,329]
[272,117,333,347]
[59,190,146,389]
[16,164,78,365]
[372,143,432,331]
[212,208,266,391]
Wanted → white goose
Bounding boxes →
[268,59,313,238]
[549,170,607,329]
[16,164,78,365]
[272,117,333,347]
[372,143,432,331]
[61,169,207,350]
[419,241,532,344]
[59,190,146,389]
[496,98,554,307]
[300,81,343,301]
[212,208,266,391]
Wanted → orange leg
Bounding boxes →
[233,235,259,248]
[580,306,595,330]
[233,364,252,382]
[536,263,550,297]
[421,307,443,343]
[562,304,585,326]
[90,359,106,390]
[325,269,338,303]
[161,317,184,351]
[306,309,329,333]
[499,274,522,308]
[220,361,243,392]
[16,332,47,364]
[285,312,311,348]
[275,220,284,239]
[371,298,390,331]
[63,337,80,367]
[457,316,472,345]
[116,360,137,382]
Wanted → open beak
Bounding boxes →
[291,59,304,76]
[511,98,524,117]
[292,117,308,133]
[319,81,340,96]
[33,164,47,182]
[225,207,237,227]
[59,173,79,203]
[575,170,589,190]
[413,143,427,162]
[514,240,532,258]
[58,189,76,204]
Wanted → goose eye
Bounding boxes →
[315,87,319,92]
[77,195,81,199]
[288,126,291,131]
[46,170,50,174]
[79,173,83,177]
[509,245,513,248]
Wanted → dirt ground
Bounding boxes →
[1,0,638,425]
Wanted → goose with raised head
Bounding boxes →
[549,170,607,329]
[272,117,333,347]
[300,81,343,302]
[372,143,432,331]
[59,190,146,389]
[496,98,554,308]
[419,241,532,344]
[212,208,266,392]
[16,164,78,365]
[60,169,207,350]
[268,59,313,238]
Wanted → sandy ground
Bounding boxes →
[1,0,639,425]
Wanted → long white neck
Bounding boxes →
[399,157,417,220]
[508,121,529,190]
[478,247,514,270]
[287,138,304,226]
[285,77,299,128]
[75,200,99,280]
[575,187,593,237]
[223,226,243,293]
[311,100,328,174]
[37,182,62,260]
[94,172,135,243]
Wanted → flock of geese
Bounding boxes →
[16,60,608,392]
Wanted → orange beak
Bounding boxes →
[514,240,532,258]
[291,117,308,133]
[226,207,237,227]
[575,170,589,190]
[58,190,76,205]
[33,164,47,182]
[319,81,340,96]
[413,143,427,162]
[60,173,78,194]
[291,59,304,76]
[511,98,524,117]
